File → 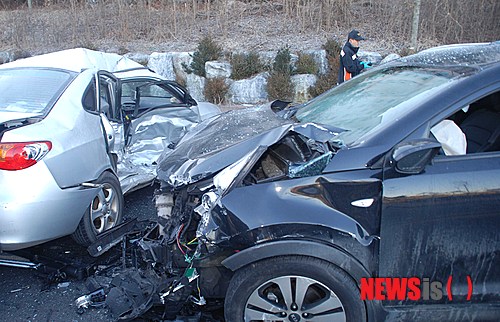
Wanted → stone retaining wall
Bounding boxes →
[1,49,398,105]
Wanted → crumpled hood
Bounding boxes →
[156,106,341,188]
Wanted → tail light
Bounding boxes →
[0,141,52,171]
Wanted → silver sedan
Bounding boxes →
[0,48,220,250]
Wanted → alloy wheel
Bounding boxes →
[90,183,119,234]
[244,275,346,322]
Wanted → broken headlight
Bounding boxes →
[200,191,219,212]
[194,190,220,239]
[194,149,260,239]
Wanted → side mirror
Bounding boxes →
[392,139,441,174]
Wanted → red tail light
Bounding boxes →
[0,141,52,171]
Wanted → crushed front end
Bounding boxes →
[89,106,377,320]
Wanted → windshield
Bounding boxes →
[0,68,73,116]
[295,67,458,145]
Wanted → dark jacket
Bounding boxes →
[338,41,364,84]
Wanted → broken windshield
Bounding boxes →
[295,67,460,145]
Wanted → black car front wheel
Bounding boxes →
[72,171,123,246]
[225,255,366,322]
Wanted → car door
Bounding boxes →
[117,79,202,193]
[97,71,123,170]
[379,91,500,310]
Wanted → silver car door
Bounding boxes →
[118,79,201,193]
[97,71,124,171]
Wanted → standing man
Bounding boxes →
[338,29,371,84]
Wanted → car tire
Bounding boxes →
[71,171,124,246]
[224,255,366,322]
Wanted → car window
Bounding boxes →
[434,91,500,154]
[295,67,462,146]
[0,68,73,115]
[99,81,116,120]
[121,81,143,101]
[122,81,175,101]
[120,80,188,119]
[82,81,97,112]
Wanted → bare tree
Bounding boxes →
[410,0,421,51]
[0,0,498,54]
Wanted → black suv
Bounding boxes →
[104,42,500,321]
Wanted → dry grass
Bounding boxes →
[204,77,229,104]
[0,0,497,56]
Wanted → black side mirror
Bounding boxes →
[392,139,441,174]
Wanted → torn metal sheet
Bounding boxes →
[118,108,200,193]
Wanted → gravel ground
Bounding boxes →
[0,183,158,322]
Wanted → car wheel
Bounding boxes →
[71,171,123,246]
[225,255,366,322]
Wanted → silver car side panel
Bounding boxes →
[0,160,98,250]
[2,70,112,188]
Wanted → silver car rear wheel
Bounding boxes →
[72,171,123,246]
[90,182,120,234]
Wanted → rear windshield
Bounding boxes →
[0,68,73,115]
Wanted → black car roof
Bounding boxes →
[397,42,500,68]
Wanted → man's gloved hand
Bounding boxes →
[361,61,373,68]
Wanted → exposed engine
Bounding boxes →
[83,131,333,320]
[243,132,330,185]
